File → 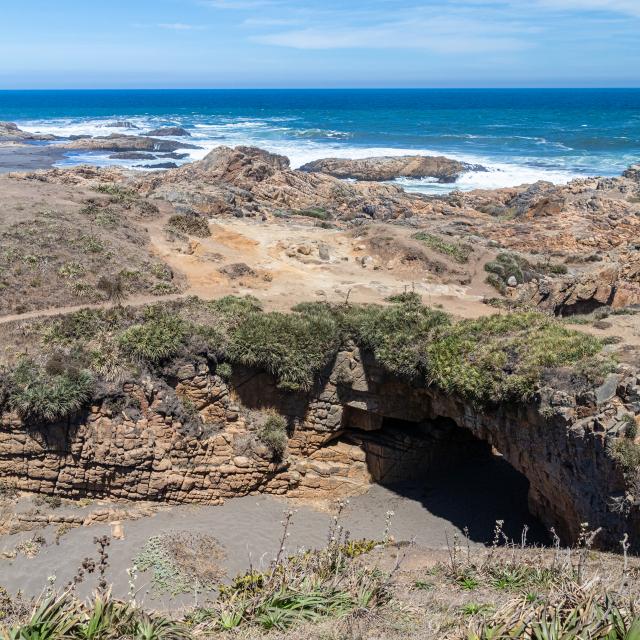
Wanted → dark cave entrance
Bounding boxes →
[340,407,548,544]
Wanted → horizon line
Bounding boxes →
[1,86,640,92]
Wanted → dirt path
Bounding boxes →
[0,293,189,326]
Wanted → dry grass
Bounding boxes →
[2,514,640,639]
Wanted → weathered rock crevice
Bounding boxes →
[1,347,639,549]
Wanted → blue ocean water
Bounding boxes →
[1,89,639,193]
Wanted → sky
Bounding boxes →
[0,0,639,88]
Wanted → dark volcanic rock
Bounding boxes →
[161,152,189,160]
[147,127,191,137]
[109,152,157,160]
[137,162,179,169]
[623,164,640,182]
[300,155,486,184]
[103,121,139,129]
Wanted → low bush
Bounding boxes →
[166,214,211,237]
[469,583,640,640]
[8,359,94,422]
[412,231,472,264]
[611,438,640,473]
[485,252,537,293]
[94,183,137,204]
[290,207,331,220]
[44,308,111,344]
[258,411,288,460]
[425,312,604,403]
[344,299,450,379]
[227,308,341,391]
[119,314,188,364]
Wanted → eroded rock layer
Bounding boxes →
[1,346,639,549]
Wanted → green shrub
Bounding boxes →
[227,309,341,391]
[79,234,105,253]
[119,314,188,364]
[412,231,472,264]
[611,438,640,473]
[344,300,450,379]
[290,207,331,220]
[425,313,604,403]
[94,183,137,203]
[258,412,288,460]
[385,291,422,304]
[45,309,109,343]
[8,359,94,422]
[57,261,86,279]
[166,214,211,237]
[535,261,568,276]
[485,253,537,292]
[216,362,232,380]
[623,414,638,440]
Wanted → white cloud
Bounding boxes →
[520,0,640,17]
[253,16,530,53]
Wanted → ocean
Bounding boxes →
[1,88,639,193]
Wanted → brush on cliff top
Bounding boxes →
[0,296,611,424]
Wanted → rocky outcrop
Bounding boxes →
[519,252,640,315]
[138,145,432,221]
[0,122,57,142]
[147,127,191,137]
[108,152,157,160]
[101,121,139,129]
[63,135,201,153]
[1,348,639,549]
[300,155,485,183]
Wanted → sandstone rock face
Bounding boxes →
[138,146,432,221]
[1,349,639,549]
[300,155,485,183]
[521,253,640,315]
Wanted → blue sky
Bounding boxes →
[0,0,639,88]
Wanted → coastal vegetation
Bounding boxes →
[0,295,610,424]
[165,213,211,238]
[411,231,472,264]
[2,515,640,640]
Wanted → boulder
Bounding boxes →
[137,162,179,169]
[622,164,640,182]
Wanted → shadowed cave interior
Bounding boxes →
[338,407,548,544]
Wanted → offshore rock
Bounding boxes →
[300,155,485,183]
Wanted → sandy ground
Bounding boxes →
[150,215,497,318]
[0,451,545,609]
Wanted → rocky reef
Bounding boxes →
[300,154,485,183]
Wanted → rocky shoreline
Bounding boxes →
[0,131,638,556]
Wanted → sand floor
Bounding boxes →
[0,453,545,610]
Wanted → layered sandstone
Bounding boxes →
[1,346,639,549]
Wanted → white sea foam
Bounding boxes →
[15,115,588,193]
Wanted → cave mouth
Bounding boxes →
[340,408,548,544]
